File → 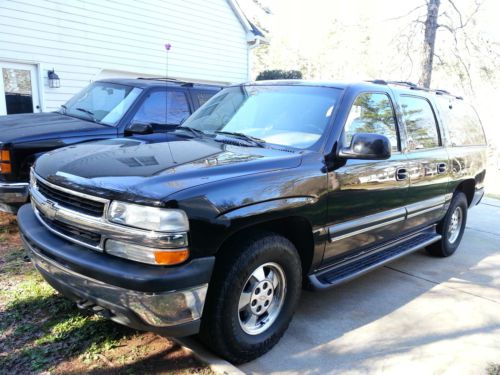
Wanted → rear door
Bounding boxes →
[323,90,409,263]
[396,94,450,231]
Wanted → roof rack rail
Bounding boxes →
[137,77,194,87]
[367,79,418,87]
[388,80,418,87]
[366,79,462,99]
[138,77,180,82]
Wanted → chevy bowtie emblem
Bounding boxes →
[43,199,59,220]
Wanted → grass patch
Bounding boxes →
[0,257,130,373]
[0,214,211,374]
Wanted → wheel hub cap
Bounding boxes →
[448,206,463,244]
[238,262,286,335]
[249,280,275,315]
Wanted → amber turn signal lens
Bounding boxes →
[154,249,189,265]
[0,150,10,162]
[0,163,11,174]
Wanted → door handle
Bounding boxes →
[396,167,408,181]
[437,162,447,174]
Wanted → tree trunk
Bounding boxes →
[418,0,441,88]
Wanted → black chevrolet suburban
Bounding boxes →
[0,78,221,213]
[17,80,487,363]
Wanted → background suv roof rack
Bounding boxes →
[367,79,462,99]
[137,77,194,87]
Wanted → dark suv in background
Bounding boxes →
[18,80,487,363]
[0,78,222,213]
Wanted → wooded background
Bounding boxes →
[241,0,499,151]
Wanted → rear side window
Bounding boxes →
[343,92,399,151]
[437,98,486,146]
[132,90,190,126]
[194,90,217,107]
[399,95,440,150]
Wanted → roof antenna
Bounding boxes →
[164,42,176,164]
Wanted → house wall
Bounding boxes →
[0,0,250,112]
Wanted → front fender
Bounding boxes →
[219,196,317,221]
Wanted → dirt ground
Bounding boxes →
[0,212,212,375]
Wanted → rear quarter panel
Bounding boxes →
[446,145,487,194]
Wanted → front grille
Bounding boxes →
[38,210,101,247]
[36,179,105,217]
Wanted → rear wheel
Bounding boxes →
[199,232,302,364]
[427,192,468,257]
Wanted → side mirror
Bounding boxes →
[338,133,391,160]
[126,122,154,135]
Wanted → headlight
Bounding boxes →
[105,240,189,265]
[108,201,189,232]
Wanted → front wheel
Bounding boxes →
[199,232,302,364]
[427,192,468,257]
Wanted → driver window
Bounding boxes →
[132,90,190,127]
[343,93,399,152]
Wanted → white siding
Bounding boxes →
[0,0,250,111]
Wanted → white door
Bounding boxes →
[0,62,40,116]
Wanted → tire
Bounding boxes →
[199,231,302,364]
[427,192,468,257]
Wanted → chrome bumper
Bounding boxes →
[0,182,29,213]
[0,182,29,202]
[24,236,208,331]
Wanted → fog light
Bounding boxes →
[105,240,189,265]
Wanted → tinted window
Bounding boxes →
[183,85,341,149]
[195,90,217,106]
[63,82,142,126]
[343,93,399,151]
[436,98,486,146]
[400,96,440,150]
[132,90,190,126]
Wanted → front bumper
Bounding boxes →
[0,182,29,213]
[18,204,215,337]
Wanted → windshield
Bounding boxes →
[182,85,342,149]
[61,82,142,126]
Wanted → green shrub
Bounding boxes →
[256,69,303,81]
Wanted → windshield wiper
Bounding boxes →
[76,107,98,123]
[176,126,205,138]
[215,131,266,148]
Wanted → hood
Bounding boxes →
[0,112,115,143]
[34,135,302,204]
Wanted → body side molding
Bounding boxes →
[328,195,447,242]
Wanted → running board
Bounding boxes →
[309,232,441,290]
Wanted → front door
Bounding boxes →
[323,91,409,264]
[0,62,40,116]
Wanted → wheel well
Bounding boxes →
[216,217,315,276]
[455,179,475,206]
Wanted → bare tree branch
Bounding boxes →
[433,53,445,65]
[383,4,427,21]
[447,0,483,29]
